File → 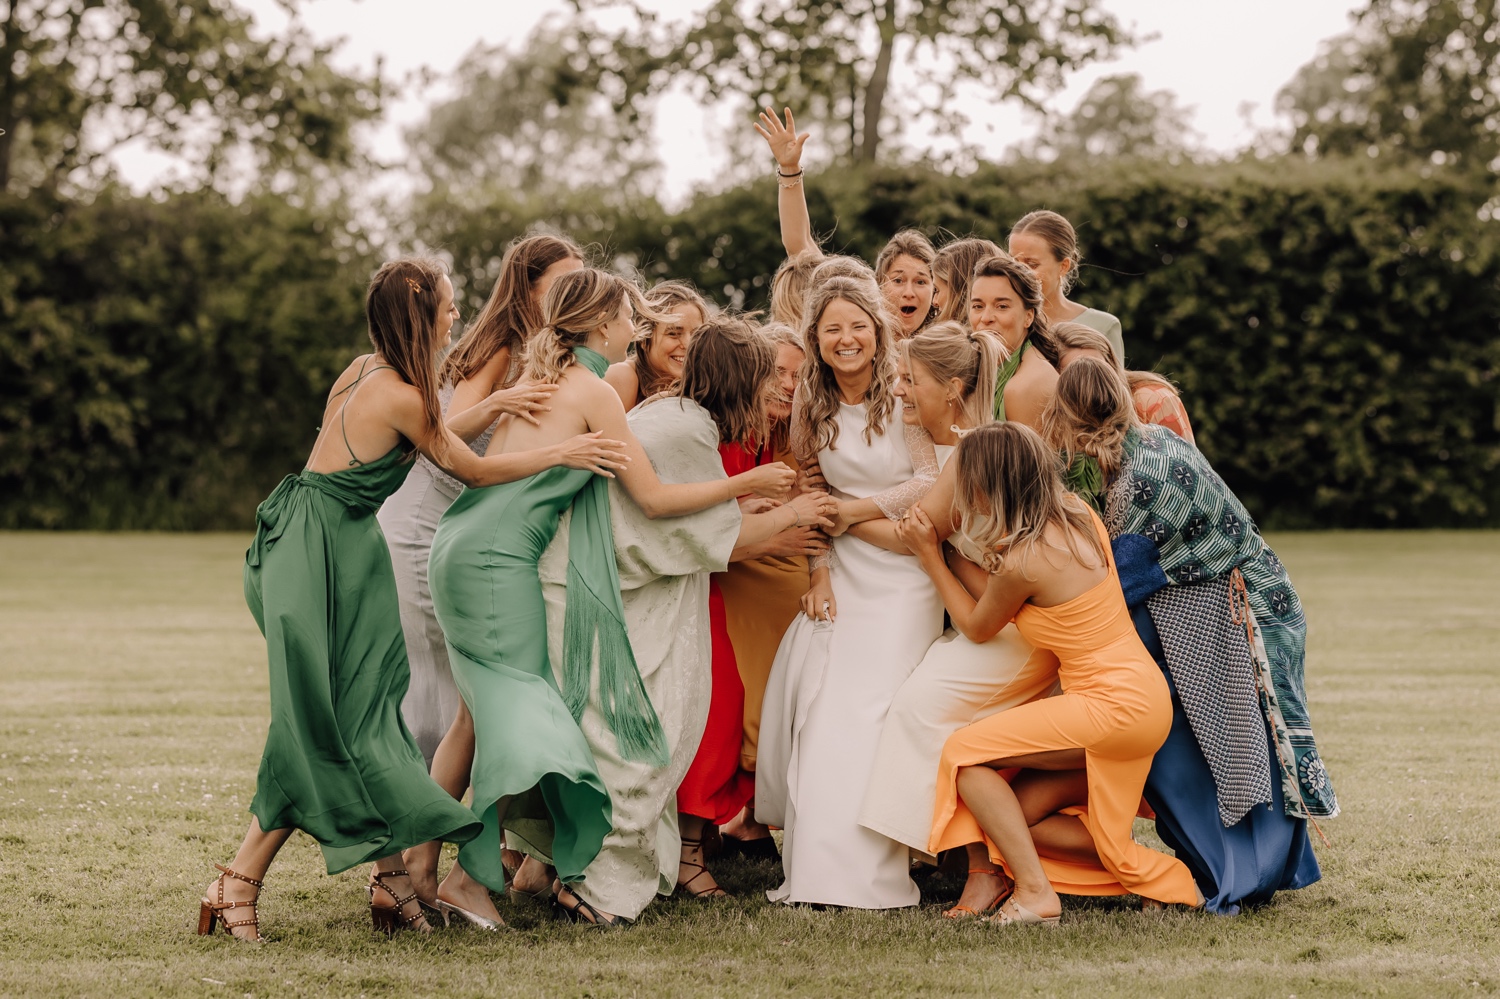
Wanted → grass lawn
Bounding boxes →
[1,530,1498,997]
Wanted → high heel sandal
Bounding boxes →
[942,868,1014,920]
[368,869,430,935]
[676,836,727,899]
[554,885,627,928]
[434,898,505,931]
[197,864,264,942]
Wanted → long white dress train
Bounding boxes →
[756,402,943,909]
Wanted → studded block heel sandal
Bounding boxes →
[197,864,264,942]
[368,869,430,935]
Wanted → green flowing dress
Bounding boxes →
[244,442,484,874]
[429,347,661,892]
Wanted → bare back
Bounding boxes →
[303,355,419,473]
[1014,518,1109,609]
[485,364,607,457]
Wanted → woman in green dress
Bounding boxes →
[197,258,631,942]
[970,253,1059,429]
[420,268,796,929]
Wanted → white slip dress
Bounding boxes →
[856,445,1061,857]
[756,402,944,909]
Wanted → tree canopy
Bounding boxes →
[0,0,383,194]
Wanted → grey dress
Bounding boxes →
[375,384,497,764]
[1075,307,1125,366]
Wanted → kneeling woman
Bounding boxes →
[908,423,1202,924]
[424,270,794,928]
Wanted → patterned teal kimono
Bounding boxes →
[1107,424,1338,819]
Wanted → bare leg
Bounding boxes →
[1012,769,1098,865]
[405,701,476,905]
[946,841,1011,916]
[677,813,726,897]
[435,860,503,923]
[370,854,433,933]
[720,804,773,841]
[955,766,1061,919]
[203,817,294,940]
[510,855,555,896]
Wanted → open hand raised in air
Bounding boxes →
[755,106,810,172]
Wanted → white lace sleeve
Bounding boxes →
[868,424,940,520]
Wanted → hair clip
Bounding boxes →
[405,276,424,295]
[951,424,977,439]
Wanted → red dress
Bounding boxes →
[676,441,763,823]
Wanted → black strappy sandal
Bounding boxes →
[554,885,628,928]
[677,836,728,898]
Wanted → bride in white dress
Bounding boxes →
[755,275,943,909]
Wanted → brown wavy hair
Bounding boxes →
[632,279,711,399]
[972,254,1061,366]
[524,268,666,385]
[1052,320,1182,397]
[1041,355,1139,480]
[793,275,901,459]
[440,231,582,387]
[932,237,1003,323]
[674,315,776,448]
[365,257,449,433]
[954,421,1105,577]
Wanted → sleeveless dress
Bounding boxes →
[243,364,483,874]
[928,512,1201,905]
[756,403,944,908]
[428,347,658,892]
[376,384,499,764]
[676,441,764,825]
[857,444,1059,857]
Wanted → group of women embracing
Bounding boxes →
[198,108,1337,942]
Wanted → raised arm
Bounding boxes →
[755,106,819,259]
[583,381,795,518]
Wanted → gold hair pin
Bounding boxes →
[406,276,424,294]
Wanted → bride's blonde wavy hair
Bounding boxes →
[955,422,1106,577]
[523,268,666,384]
[1041,355,1138,480]
[792,275,900,460]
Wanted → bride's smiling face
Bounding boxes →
[815,298,877,379]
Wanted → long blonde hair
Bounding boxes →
[1041,355,1139,480]
[770,250,823,328]
[523,268,664,385]
[932,237,1004,324]
[794,276,900,459]
[901,321,1006,431]
[954,422,1106,576]
[365,257,448,432]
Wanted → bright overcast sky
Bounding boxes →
[126,0,1364,202]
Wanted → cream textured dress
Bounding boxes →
[756,402,942,909]
[857,444,1061,858]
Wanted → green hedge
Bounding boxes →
[0,188,377,529]
[4,161,1498,529]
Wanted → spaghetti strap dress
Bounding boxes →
[243,361,483,874]
[928,511,1201,905]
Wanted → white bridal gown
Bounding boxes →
[756,402,943,909]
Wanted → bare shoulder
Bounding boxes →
[603,361,639,405]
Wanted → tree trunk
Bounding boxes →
[858,0,897,164]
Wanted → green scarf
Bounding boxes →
[992,338,1029,422]
[560,346,669,767]
[1064,453,1105,512]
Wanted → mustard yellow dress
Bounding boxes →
[928,512,1201,904]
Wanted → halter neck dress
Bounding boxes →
[243,358,482,873]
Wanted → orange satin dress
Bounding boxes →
[928,513,1201,904]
